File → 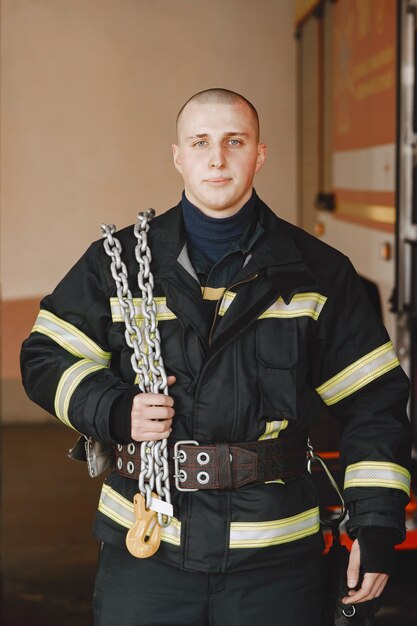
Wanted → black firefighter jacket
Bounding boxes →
[21,197,411,573]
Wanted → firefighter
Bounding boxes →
[21,89,411,626]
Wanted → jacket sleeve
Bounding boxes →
[20,241,132,442]
[308,258,411,541]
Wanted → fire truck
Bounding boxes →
[295,0,417,554]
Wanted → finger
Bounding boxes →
[132,418,172,438]
[167,375,176,386]
[133,393,174,408]
[343,573,381,604]
[132,421,172,441]
[132,428,172,442]
[140,405,175,421]
[346,539,361,589]
[374,574,389,597]
[143,417,173,432]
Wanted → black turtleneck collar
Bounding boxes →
[181,190,257,264]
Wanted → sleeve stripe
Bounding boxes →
[32,310,111,366]
[315,341,400,405]
[54,360,105,429]
[344,461,411,496]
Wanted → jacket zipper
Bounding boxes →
[208,272,259,347]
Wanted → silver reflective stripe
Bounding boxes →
[258,293,327,321]
[258,419,289,441]
[316,341,400,405]
[110,297,176,322]
[218,291,237,316]
[344,461,411,496]
[98,484,181,546]
[54,360,104,429]
[229,507,320,549]
[218,292,327,319]
[32,310,111,366]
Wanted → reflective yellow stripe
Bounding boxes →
[98,484,181,546]
[32,310,111,365]
[201,286,226,301]
[54,360,105,429]
[110,297,176,322]
[258,293,327,321]
[344,461,411,496]
[218,292,327,319]
[218,291,237,316]
[315,341,400,405]
[258,419,289,441]
[229,507,320,549]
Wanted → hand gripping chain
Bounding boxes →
[101,210,173,557]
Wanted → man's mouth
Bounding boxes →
[205,178,232,184]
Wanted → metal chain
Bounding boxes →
[101,210,171,527]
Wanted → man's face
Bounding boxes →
[172,101,266,218]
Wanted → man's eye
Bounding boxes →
[194,140,207,147]
[228,139,242,146]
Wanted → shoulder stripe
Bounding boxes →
[315,341,400,405]
[110,297,176,322]
[344,461,410,496]
[32,310,111,366]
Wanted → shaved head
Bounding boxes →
[176,88,260,142]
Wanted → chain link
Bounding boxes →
[101,209,171,527]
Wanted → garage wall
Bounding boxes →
[1,0,297,421]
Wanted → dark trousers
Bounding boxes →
[93,543,323,626]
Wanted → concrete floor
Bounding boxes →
[1,423,416,626]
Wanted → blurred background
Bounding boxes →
[1,0,416,624]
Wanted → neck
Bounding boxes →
[181,190,256,263]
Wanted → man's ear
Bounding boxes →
[255,143,267,173]
[172,144,182,174]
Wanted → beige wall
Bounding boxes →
[1,0,297,300]
[1,0,297,421]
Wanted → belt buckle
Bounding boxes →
[173,440,199,492]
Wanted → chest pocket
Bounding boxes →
[256,319,298,419]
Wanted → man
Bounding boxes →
[21,89,411,626]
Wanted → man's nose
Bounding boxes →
[208,145,225,168]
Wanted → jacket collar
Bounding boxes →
[149,197,304,274]
[148,198,318,352]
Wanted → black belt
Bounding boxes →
[114,432,308,491]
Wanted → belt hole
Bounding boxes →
[197,452,210,465]
[197,471,210,485]
[127,443,136,455]
[178,469,187,482]
[127,461,135,474]
[117,457,123,470]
